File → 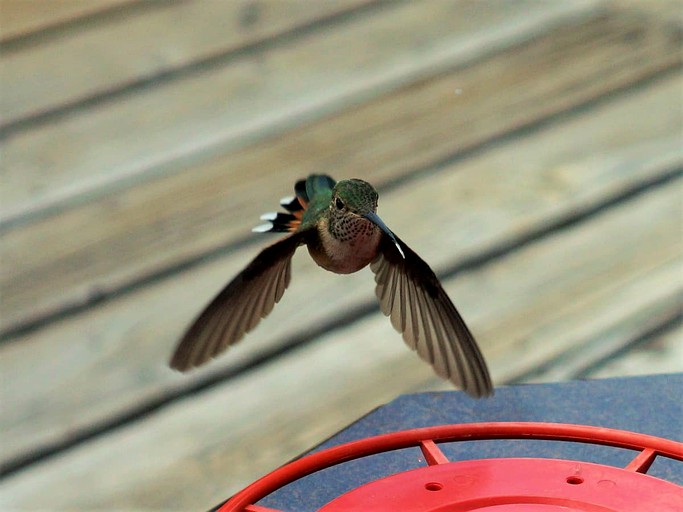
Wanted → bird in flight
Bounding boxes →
[170,175,492,397]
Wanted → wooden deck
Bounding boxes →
[1,0,681,509]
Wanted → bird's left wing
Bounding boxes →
[370,233,493,397]
[170,231,308,371]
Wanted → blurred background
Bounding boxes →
[0,0,681,509]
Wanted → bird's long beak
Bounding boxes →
[364,212,405,259]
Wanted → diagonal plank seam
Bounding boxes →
[510,304,682,383]
[573,309,683,380]
[379,66,683,197]
[0,0,165,51]
[573,307,683,380]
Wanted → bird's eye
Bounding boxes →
[335,197,344,210]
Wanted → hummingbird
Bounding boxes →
[170,175,492,397]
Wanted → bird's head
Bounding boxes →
[329,179,404,258]
[330,179,378,216]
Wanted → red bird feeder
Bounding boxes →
[219,422,683,512]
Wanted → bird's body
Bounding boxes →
[170,175,493,397]
[310,213,382,273]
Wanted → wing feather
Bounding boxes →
[370,233,493,397]
[170,232,306,371]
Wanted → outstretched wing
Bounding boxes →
[370,233,493,397]
[170,231,307,371]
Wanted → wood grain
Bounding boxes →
[1,0,592,222]
[1,172,679,511]
[619,0,683,25]
[0,0,131,41]
[0,0,373,123]
[585,323,683,379]
[1,73,680,470]
[2,3,680,334]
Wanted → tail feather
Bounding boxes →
[254,175,335,234]
[295,179,309,205]
[280,195,304,214]
[263,212,300,233]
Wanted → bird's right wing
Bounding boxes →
[170,231,307,371]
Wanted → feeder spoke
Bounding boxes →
[625,448,658,474]
[419,439,449,466]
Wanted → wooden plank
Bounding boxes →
[1,172,679,510]
[500,274,681,385]
[0,0,131,41]
[0,0,594,222]
[584,323,683,379]
[522,289,682,384]
[0,0,373,123]
[2,4,680,334]
[618,0,683,25]
[1,74,680,471]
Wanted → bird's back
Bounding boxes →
[299,175,336,231]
